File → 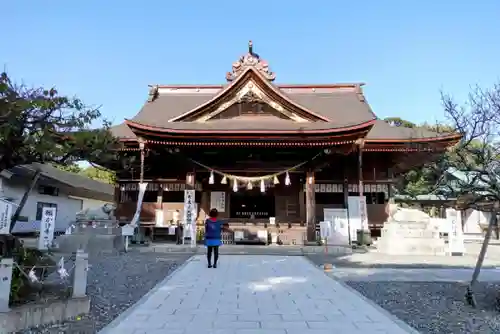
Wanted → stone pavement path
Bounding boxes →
[99,255,416,334]
[329,267,500,282]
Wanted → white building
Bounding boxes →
[0,163,114,234]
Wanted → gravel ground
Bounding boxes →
[305,253,500,333]
[18,251,193,334]
[346,281,500,334]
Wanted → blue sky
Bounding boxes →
[3,0,499,126]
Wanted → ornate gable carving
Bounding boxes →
[226,41,276,82]
[195,81,308,123]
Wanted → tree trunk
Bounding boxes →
[495,213,499,240]
[466,209,497,306]
[0,169,41,257]
[9,169,41,233]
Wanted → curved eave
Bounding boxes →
[364,133,462,151]
[167,67,331,123]
[124,119,375,139]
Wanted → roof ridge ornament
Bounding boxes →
[226,40,276,82]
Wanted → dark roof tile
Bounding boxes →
[366,120,448,140]
[11,163,114,201]
[128,117,371,132]
[286,91,376,124]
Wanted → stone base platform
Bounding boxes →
[0,297,90,333]
[55,219,125,253]
[56,233,124,253]
[377,221,446,256]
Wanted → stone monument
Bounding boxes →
[56,203,124,253]
[376,204,446,256]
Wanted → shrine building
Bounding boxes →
[106,41,461,244]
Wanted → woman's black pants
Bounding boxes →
[207,245,219,265]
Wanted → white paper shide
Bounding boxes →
[130,182,148,227]
[347,196,366,242]
[37,206,57,250]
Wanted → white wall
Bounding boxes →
[463,209,489,234]
[1,178,83,232]
[69,196,111,211]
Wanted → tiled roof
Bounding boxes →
[10,163,114,201]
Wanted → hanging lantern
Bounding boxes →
[209,171,215,184]
[233,179,238,192]
[247,181,253,190]
[260,179,265,192]
[221,175,227,184]
[273,176,279,185]
[285,172,291,186]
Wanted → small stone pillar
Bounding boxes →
[0,257,13,312]
[72,250,89,298]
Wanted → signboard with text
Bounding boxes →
[0,199,13,235]
[37,207,57,250]
[184,190,196,226]
[210,191,226,212]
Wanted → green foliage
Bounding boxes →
[385,118,452,196]
[6,238,56,304]
[82,165,116,184]
[53,163,116,184]
[0,71,120,172]
[393,82,500,209]
[0,71,122,300]
[54,163,82,174]
[383,117,416,128]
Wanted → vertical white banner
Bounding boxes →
[324,208,349,245]
[155,209,164,227]
[184,190,195,226]
[359,196,369,230]
[446,208,465,255]
[319,221,332,240]
[37,207,57,250]
[0,199,13,235]
[130,182,148,227]
[348,196,364,242]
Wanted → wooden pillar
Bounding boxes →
[357,139,369,231]
[298,188,305,222]
[343,163,350,209]
[114,184,120,204]
[357,139,364,198]
[186,172,195,190]
[387,168,393,201]
[343,177,351,244]
[305,171,316,242]
[201,191,210,220]
[139,141,146,183]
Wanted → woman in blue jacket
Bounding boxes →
[205,208,226,268]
